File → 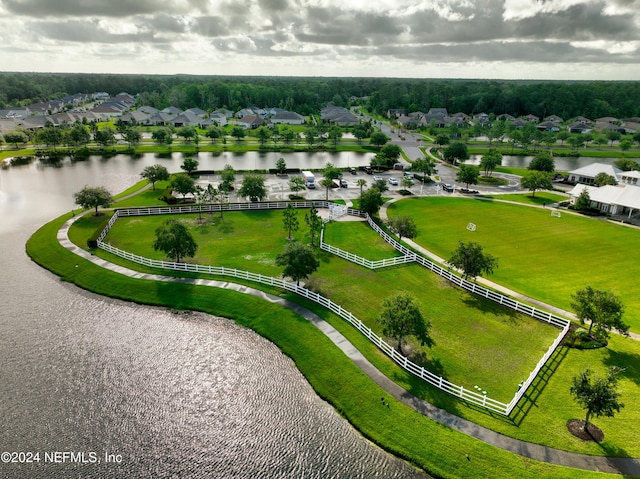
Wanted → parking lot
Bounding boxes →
[196,170,453,203]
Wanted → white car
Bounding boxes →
[388,177,399,186]
[373,175,383,182]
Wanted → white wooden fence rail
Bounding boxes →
[95,203,572,416]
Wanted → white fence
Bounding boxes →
[95,202,571,416]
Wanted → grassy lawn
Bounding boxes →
[322,221,401,260]
[480,192,569,206]
[387,196,640,334]
[73,199,640,456]
[104,210,313,276]
[27,214,628,479]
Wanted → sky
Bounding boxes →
[0,0,639,80]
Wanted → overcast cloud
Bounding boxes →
[0,0,639,79]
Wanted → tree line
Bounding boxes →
[2,72,639,119]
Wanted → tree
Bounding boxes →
[282,203,299,240]
[176,125,198,142]
[323,162,342,181]
[171,173,196,200]
[606,130,621,146]
[140,164,170,190]
[378,293,434,354]
[411,158,436,181]
[38,126,62,149]
[570,286,629,339]
[320,177,334,200]
[327,126,342,146]
[448,241,498,280]
[4,130,29,148]
[68,124,91,146]
[358,187,384,216]
[275,242,320,286]
[152,128,171,145]
[152,219,198,263]
[380,143,402,161]
[255,126,271,146]
[181,157,199,175]
[305,204,323,246]
[220,164,235,192]
[456,164,479,190]
[74,186,113,215]
[442,141,468,164]
[231,126,245,141]
[370,131,389,147]
[528,152,555,172]
[570,367,624,432]
[594,172,617,186]
[435,134,450,146]
[614,158,640,171]
[520,170,553,197]
[575,188,592,212]
[94,127,116,148]
[372,178,389,193]
[352,125,368,143]
[205,125,223,143]
[386,216,417,241]
[275,157,287,175]
[123,127,141,146]
[356,178,367,193]
[239,174,267,202]
[480,150,502,177]
[289,176,306,195]
[304,127,318,148]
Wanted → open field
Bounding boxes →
[28,214,622,479]
[101,210,558,403]
[387,196,640,333]
[85,202,640,458]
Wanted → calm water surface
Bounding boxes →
[0,156,428,478]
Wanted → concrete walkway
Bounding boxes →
[56,214,640,476]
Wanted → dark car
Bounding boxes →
[364,166,373,174]
[442,184,454,192]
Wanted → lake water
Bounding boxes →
[0,155,427,478]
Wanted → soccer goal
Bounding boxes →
[551,210,561,218]
[467,222,477,232]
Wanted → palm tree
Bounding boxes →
[356,178,367,193]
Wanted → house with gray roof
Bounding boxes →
[569,183,640,219]
[270,110,305,125]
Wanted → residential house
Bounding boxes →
[524,114,539,123]
[320,106,359,126]
[237,114,264,129]
[544,115,564,123]
[536,121,560,132]
[569,122,592,134]
[387,109,406,119]
[270,110,305,125]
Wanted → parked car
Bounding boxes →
[388,177,399,186]
[364,166,373,174]
[340,179,348,188]
[404,172,414,180]
[442,184,454,192]
[373,175,383,182]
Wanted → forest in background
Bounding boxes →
[1,71,639,119]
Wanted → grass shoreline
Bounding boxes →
[28,212,628,479]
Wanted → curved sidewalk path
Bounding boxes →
[57,214,640,476]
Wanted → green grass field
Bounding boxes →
[28,198,640,478]
[387,196,640,333]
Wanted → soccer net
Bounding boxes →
[467,222,477,232]
[551,210,561,218]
